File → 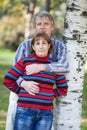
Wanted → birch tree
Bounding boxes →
[52,0,87,130]
[23,0,36,39]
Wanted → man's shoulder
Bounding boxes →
[49,57,57,62]
[22,55,34,61]
[51,37,64,44]
[52,37,64,42]
[20,38,32,46]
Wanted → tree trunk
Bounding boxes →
[24,0,36,39]
[45,0,51,12]
[52,0,87,130]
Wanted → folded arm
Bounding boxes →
[3,59,39,95]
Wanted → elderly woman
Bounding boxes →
[3,32,68,130]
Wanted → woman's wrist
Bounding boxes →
[20,80,25,88]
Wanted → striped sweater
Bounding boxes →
[3,55,68,110]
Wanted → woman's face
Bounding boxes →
[35,17,54,37]
[32,37,50,57]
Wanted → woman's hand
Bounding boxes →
[21,80,39,95]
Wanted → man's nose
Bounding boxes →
[41,23,45,28]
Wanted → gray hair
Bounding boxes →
[32,10,55,27]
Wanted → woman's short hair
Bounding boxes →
[30,32,53,55]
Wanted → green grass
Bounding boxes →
[0,48,15,129]
[82,71,87,118]
[0,48,87,130]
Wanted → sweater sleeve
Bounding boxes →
[3,59,24,94]
[14,39,32,86]
[54,74,68,97]
[46,39,69,74]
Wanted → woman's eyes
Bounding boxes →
[36,42,40,45]
[42,42,46,44]
[36,42,47,45]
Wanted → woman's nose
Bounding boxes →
[39,43,43,48]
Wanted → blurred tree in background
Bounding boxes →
[0,0,66,51]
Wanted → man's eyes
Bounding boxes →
[37,23,49,26]
[44,23,49,25]
[37,23,41,26]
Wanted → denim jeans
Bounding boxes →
[14,106,53,130]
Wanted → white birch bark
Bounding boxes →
[24,0,36,39]
[24,13,33,39]
[52,0,87,130]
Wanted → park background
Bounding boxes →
[0,0,87,130]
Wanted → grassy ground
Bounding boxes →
[0,48,87,130]
[0,48,15,130]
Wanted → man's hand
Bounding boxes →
[26,64,46,75]
[21,80,39,95]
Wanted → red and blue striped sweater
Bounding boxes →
[3,55,68,110]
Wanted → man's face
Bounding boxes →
[35,17,54,37]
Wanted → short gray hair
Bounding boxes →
[32,10,55,27]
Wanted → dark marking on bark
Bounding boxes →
[76,52,80,55]
[63,36,73,44]
[78,95,83,103]
[69,126,73,128]
[81,11,87,16]
[84,30,87,33]
[67,3,80,11]
[76,68,82,72]
[73,77,77,81]
[61,101,72,105]
[73,30,79,33]
[63,102,71,105]
[71,90,81,93]
[64,19,68,29]
[76,53,85,67]
[73,34,80,41]
[60,123,64,126]
[78,40,83,43]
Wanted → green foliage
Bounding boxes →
[0,0,25,50]
[0,0,24,17]
[81,124,87,130]
[0,16,25,50]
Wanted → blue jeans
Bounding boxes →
[14,106,53,130]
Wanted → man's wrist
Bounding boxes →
[40,64,47,71]
[45,64,51,72]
